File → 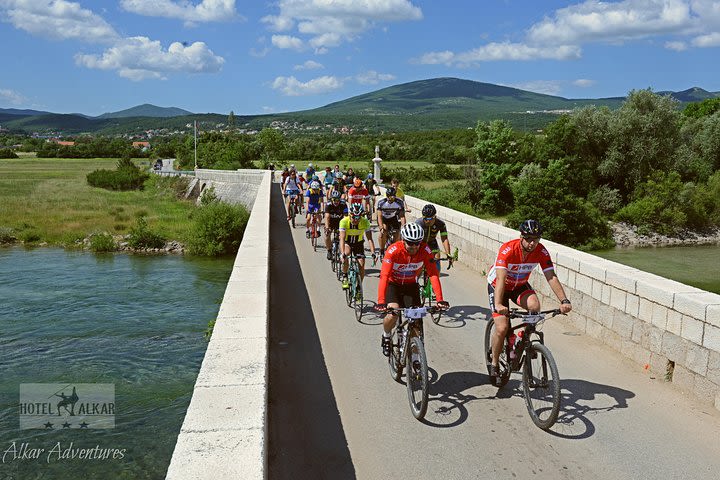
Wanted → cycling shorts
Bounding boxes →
[385,282,421,308]
[327,219,341,230]
[345,241,365,256]
[285,189,300,197]
[428,239,440,253]
[382,217,401,232]
[307,204,321,214]
[487,283,535,317]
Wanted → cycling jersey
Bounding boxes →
[415,218,448,246]
[377,197,405,221]
[325,201,348,221]
[305,189,323,209]
[487,238,554,290]
[365,179,378,195]
[378,241,443,303]
[323,172,334,185]
[283,177,301,192]
[339,216,370,244]
[347,186,369,205]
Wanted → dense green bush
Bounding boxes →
[0,227,16,243]
[86,165,148,191]
[89,232,116,252]
[0,148,18,158]
[187,201,250,256]
[506,161,613,250]
[464,163,517,215]
[127,217,165,249]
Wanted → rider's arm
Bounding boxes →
[339,228,347,253]
[544,269,573,313]
[377,254,392,304]
[423,250,444,302]
[442,236,451,257]
[365,229,375,254]
[494,269,508,313]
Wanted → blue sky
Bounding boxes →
[1,0,720,117]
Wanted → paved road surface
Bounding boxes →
[268,189,720,480]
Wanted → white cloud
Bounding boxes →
[0,88,27,105]
[692,31,720,46]
[505,81,563,96]
[417,42,581,66]
[355,70,395,85]
[271,75,344,96]
[75,37,224,81]
[0,0,118,43]
[572,78,596,87]
[665,40,688,50]
[294,60,324,70]
[262,0,422,50]
[120,0,238,24]
[271,34,304,50]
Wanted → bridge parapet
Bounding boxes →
[393,188,720,411]
[166,169,271,480]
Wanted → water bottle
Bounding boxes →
[508,334,516,359]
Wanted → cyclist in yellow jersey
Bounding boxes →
[339,203,376,289]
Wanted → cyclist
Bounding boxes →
[305,163,315,178]
[415,204,452,270]
[365,173,378,215]
[339,203,376,290]
[324,190,348,260]
[375,223,449,357]
[282,170,303,221]
[323,166,334,193]
[280,167,290,193]
[347,177,370,214]
[487,219,573,385]
[305,180,324,238]
[390,178,411,213]
[376,187,406,258]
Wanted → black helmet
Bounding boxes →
[385,186,396,197]
[421,204,436,217]
[519,219,543,236]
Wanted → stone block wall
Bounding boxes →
[397,190,720,411]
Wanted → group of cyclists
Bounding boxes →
[279,163,573,387]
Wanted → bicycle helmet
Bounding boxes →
[367,173,373,179]
[385,186,396,197]
[282,166,288,172]
[400,223,424,243]
[421,204,436,217]
[310,181,321,190]
[353,177,363,187]
[312,175,319,181]
[308,163,313,168]
[330,189,342,200]
[519,219,543,236]
[349,203,364,217]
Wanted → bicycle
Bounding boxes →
[483,308,564,430]
[344,253,366,321]
[378,225,399,259]
[287,193,300,227]
[419,247,458,324]
[383,305,445,420]
[308,211,322,251]
[329,229,341,276]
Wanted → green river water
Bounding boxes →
[0,247,233,479]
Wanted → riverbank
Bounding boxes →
[611,222,720,247]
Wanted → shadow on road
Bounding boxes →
[267,188,356,480]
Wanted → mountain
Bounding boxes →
[657,87,718,103]
[96,104,193,119]
[0,108,53,116]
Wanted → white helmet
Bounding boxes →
[400,223,423,243]
[308,163,313,167]
[310,181,321,190]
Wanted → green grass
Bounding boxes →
[0,157,196,246]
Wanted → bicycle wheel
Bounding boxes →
[388,327,404,383]
[311,222,318,251]
[345,270,353,306]
[354,280,363,321]
[405,335,429,420]
[522,342,561,430]
[483,317,510,388]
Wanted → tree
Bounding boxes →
[228,111,236,128]
[474,119,518,165]
[256,128,285,167]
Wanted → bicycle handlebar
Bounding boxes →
[508,308,563,320]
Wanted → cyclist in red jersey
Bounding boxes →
[347,177,370,213]
[487,219,572,385]
[375,223,449,356]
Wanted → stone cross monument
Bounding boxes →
[372,145,382,183]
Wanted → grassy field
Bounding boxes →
[0,157,196,246]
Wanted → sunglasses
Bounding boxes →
[404,240,421,246]
[351,215,362,220]
[423,217,434,221]
[522,235,541,242]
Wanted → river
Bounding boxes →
[0,247,233,479]
[593,244,720,294]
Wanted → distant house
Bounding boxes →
[53,140,75,146]
[132,141,150,150]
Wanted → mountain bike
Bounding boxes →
[383,305,445,420]
[419,247,458,324]
[483,308,563,430]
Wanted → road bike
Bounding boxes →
[378,225,399,259]
[287,193,300,227]
[419,247,458,324]
[344,253,366,321]
[483,308,563,430]
[383,305,444,420]
[308,210,322,251]
[329,229,341,277]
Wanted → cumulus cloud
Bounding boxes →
[271,75,344,96]
[262,0,422,50]
[572,78,596,87]
[0,0,119,43]
[75,37,224,81]
[692,31,720,46]
[665,40,688,50]
[0,88,27,105]
[120,0,238,24]
[294,60,324,70]
[355,70,395,85]
[271,34,304,50]
[416,43,581,65]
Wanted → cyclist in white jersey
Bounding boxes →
[282,170,303,220]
